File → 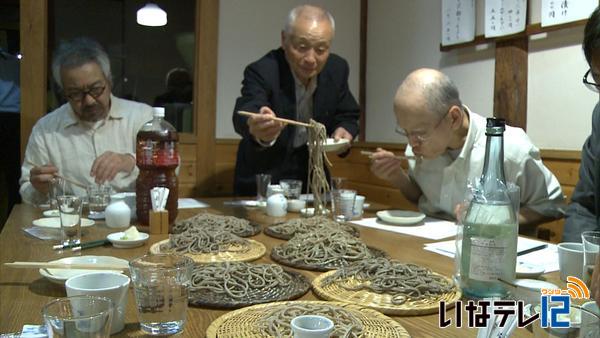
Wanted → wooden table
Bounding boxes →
[0,199,556,337]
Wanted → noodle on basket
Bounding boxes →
[307,119,331,215]
[172,212,256,237]
[271,228,379,270]
[322,257,455,305]
[190,262,299,301]
[259,303,364,338]
[162,227,250,254]
[267,215,358,239]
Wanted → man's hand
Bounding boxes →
[247,106,285,143]
[90,151,136,184]
[30,164,59,195]
[332,127,353,154]
[370,148,405,182]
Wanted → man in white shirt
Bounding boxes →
[19,37,153,205]
[370,68,564,229]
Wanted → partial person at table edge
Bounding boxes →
[231,4,360,196]
[19,37,153,205]
[369,68,565,233]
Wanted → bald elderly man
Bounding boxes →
[370,68,564,229]
[232,4,360,196]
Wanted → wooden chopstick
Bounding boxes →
[360,150,415,160]
[4,262,127,270]
[25,160,88,189]
[237,110,313,128]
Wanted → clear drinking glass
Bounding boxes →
[256,174,271,202]
[47,177,66,210]
[581,231,600,290]
[129,253,193,335]
[42,295,113,338]
[331,189,356,222]
[280,179,302,199]
[87,184,111,219]
[57,195,83,248]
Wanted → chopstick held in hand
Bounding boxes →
[237,110,312,128]
[360,150,415,160]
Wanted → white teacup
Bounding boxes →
[291,315,334,338]
[288,199,306,212]
[557,242,584,281]
[65,272,130,334]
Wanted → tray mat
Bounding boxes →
[205,300,410,338]
[189,269,310,309]
[270,246,387,272]
[264,221,359,240]
[312,270,461,316]
[150,238,266,263]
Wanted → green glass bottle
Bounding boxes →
[460,118,518,299]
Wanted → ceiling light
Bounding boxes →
[137,3,167,27]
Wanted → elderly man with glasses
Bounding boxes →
[370,68,564,230]
[564,7,600,244]
[19,37,153,205]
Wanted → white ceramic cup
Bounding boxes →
[65,272,130,334]
[111,192,136,219]
[291,315,334,338]
[266,193,287,217]
[287,199,306,212]
[557,242,584,281]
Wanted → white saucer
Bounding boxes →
[107,231,150,248]
[322,138,350,152]
[42,209,60,217]
[33,217,95,228]
[516,262,545,278]
[376,210,426,225]
[39,255,128,284]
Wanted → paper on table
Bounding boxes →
[22,227,61,240]
[177,198,209,209]
[424,237,559,273]
[350,217,458,240]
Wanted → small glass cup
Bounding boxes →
[280,179,303,200]
[42,295,113,338]
[87,184,111,219]
[129,253,193,335]
[57,195,83,248]
[47,177,66,210]
[581,231,600,290]
[256,174,271,202]
[331,189,356,222]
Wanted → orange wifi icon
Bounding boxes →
[564,276,590,299]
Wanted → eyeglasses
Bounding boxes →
[583,69,600,92]
[395,109,450,144]
[65,85,106,102]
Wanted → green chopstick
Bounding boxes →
[53,239,110,251]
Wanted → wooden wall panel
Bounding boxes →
[494,37,528,130]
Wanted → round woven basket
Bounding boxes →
[149,238,266,263]
[205,300,411,338]
[312,270,461,316]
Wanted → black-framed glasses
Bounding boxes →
[583,69,600,93]
[395,109,451,144]
[65,85,106,102]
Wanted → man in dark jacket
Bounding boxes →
[232,4,360,196]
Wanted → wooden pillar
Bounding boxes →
[493,37,528,130]
[194,0,219,195]
[19,0,48,159]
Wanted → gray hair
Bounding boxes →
[423,73,462,116]
[51,37,112,89]
[284,5,335,36]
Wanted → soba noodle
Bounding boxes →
[268,215,357,238]
[307,119,331,215]
[190,262,295,299]
[259,303,363,338]
[322,257,454,305]
[163,227,250,254]
[172,212,255,237]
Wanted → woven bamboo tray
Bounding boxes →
[312,270,461,316]
[189,268,310,309]
[270,245,387,271]
[205,300,410,338]
[150,238,266,263]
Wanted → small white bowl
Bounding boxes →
[106,231,149,248]
[288,199,306,212]
[376,210,426,225]
[322,138,350,152]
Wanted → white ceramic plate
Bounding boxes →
[32,217,95,228]
[106,231,150,248]
[42,209,60,217]
[515,262,545,279]
[39,256,129,285]
[376,210,426,225]
[322,138,350,152]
